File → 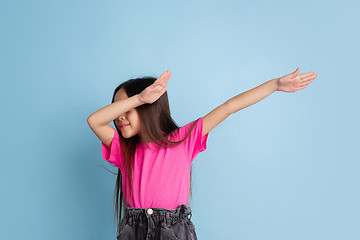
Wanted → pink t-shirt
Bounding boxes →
[101,117,209,209]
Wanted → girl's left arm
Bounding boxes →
[202,67,317,137]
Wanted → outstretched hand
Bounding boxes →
[276,68,317,92]
[138,70,171,104]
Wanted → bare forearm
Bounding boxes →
[87,94,143,127]
[225,78,278,114]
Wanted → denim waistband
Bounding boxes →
[123,204,193,226]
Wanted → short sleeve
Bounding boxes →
[175,117,209,162]
[101,127,124,169]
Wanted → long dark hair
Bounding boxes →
[109,76,200,233]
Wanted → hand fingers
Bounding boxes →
[153,70,167,85]
[163,71,171,85]
[158,70,168,82]
[155,70,170,85]
[301,74,317,82]
[301,74,317,84]
[299,71,316,79]
[162,70,171,84]
[157,70,171,87]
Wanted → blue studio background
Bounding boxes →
[1,0,359,239]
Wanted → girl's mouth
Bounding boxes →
[120,124,129,129]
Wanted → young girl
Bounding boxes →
[87,68,317,240]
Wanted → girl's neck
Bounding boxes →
[139,130,167,144]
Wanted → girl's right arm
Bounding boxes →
[87,69,171,147]
[87,94,143,127]
[87,94,143,147]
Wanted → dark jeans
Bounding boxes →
[117,204,198,240]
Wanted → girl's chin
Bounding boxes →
[121,131,134,138]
